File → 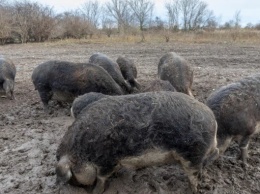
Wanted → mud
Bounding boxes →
[0,41,260,194]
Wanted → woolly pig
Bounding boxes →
[71,92,107,118]
[56,92,218,193]
[89,53,132,94]
[158,52,193,97]
[32,60,123,112]
[207,74,260,164]
[116,56,141,90]
[143,79,176,92]
[0,58,16,100]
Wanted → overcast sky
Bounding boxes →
[29,0,260,26]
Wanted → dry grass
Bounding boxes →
[47,29,260,46]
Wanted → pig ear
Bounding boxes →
[56,155,72,184]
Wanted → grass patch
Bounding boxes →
[44,29,260,46]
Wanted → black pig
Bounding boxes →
[89,53,132,94]
[116,56,141,90]
[0,58,16,100]
[71,92,107,118]
[207,74,260,165]
[32,60,123,112]
[143,79,176,92]
[56,91,218,193]
[158,52,193,97]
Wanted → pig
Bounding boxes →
[143,79,176,92]
[71,92,107,118]
[31,60,124,112]
[89,53,132,94]
[206,74,260,165]
[56,91,219,194]
[158,52,194,97]
[0,58,16,100]
[116,56,141,90]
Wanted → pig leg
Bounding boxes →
[188,167,201,194]
[239,135,250,166]
[171,151,201,193]
[203,147,219,167]
[92,176,107,194]
[10,90,15,100]
[180,160,201,194]
[3,80,14,100]
[38,87,53,112]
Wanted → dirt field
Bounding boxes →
[0,41,260,194]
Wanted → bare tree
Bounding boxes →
[165,0,214,31]
[254,23,260,30]
[128,0,154,31]
[204,13,218,30]
[12,1,31,43]
[234,10,241,28]
[0,0,7,6]
[181,0,208,30]
[12,1,55,43]
[63,12,83,38]
[245,23,253,29]
[221,20,235,29]
[30,5,55,41]
[105,0,131,33]
[102,17,115,37]
[81,0,100,28]
[153,16,165,30]
[0,3,13,44]
[55,10,94,39]
[165,0,180,30]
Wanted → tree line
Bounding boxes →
[0,0,259,44]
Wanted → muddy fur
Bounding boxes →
[31,60,123,110]
[158,52,193,97]
[116,56,140,90]
[143,79,176,92]
[57,91,218,193]
[89,53,132,94]
[0,58,16,99]
[71,92,107,118]
[207,74,260,164]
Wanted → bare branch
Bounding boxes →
[105,0,131,33]
[165,0,215,31]
[128,0,154,31]
[81,0,100,28]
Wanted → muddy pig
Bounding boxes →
[89,53,132,94]
[116,56,141,90]
[207,74,260,165]
[0,58,16,100]
[71,92,107,118]
[143,79,176,92]
[56,91,219,194]
[31,60,124,112]
[158,52,193,97]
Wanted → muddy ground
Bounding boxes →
[0,41,260,194]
